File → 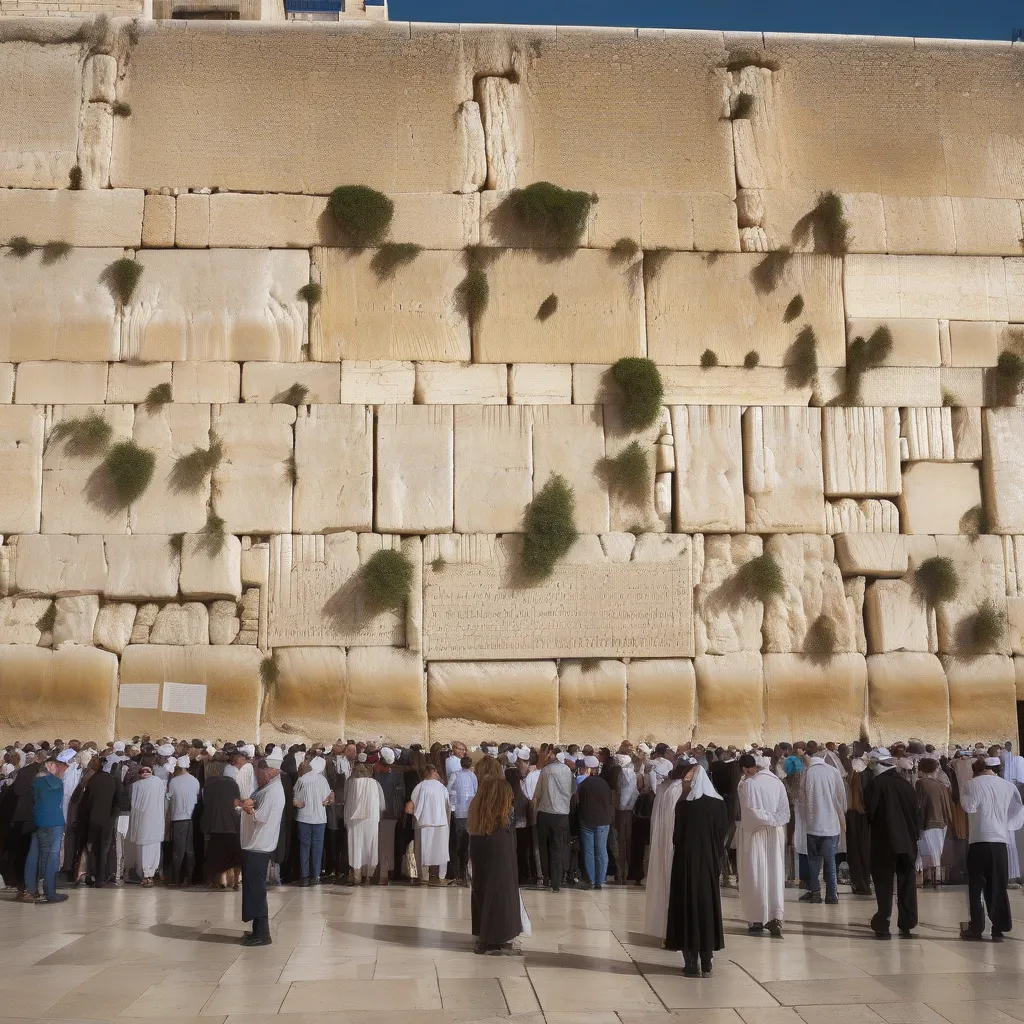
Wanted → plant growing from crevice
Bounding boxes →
[991,351,1024,406]
[521,473,578,582]
[260,652,280,688]
[328,185,394,246]
[200,511,227,555]
[41,241,72,265]
[700,349,719,368]
[743,350,760,369]
[103,257,143,305]
[599,440,651,506]
[941,387,957,408]
[361,548,414,610]
[103,440,156,507]
[610,237,640,263]
[610,357,663,430]
[431,555,447,573]
[794,191,851,256]
[804,614,838,664]
[69,166,82,190]
[958,599,1005,654]
[111,101,131,117]
[840,325,893,405]
[500,181,594,248]
[536,293,559,322]
[275,382,309,407]
[298,282,321,306]
[7,236,35,258]
[170,433,223,492]
[284,453,297,486]
[47,412,113,457]
[785,325,818,389]
[783,294,804,323]
[144,382,172,413]
[370,242,422,281]
[643,247,672,280]
[734,553,785,604]
[730,92,755,119]
[960,504,989,539]
[37,603,56,635]
[751,246,792,293]
[455,246,495,325]
[168,533,184,556]
[914,556,959,607]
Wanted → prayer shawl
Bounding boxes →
[643,778,683,939]
[127,775,168,846]
[345,777,386,869]
[61,762,82,823]
[411,778,451,868]
[737,770,790,926]
[235,762,255,802]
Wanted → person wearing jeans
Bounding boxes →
[292,755,332,885]
[25,750,75,904]
[804,833,839,902]
[798,744,847,904]
[534,753,574,891]
[575,756,615,889]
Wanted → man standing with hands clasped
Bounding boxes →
[238,750,286,947]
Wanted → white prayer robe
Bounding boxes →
[128,775,167,878]
[643,778,682,939]
[410,779,451,868]
[345,777,386,869]
[62,763,82,823]
[738,770,790,925]
[235,762,255,801]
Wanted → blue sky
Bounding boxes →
[388,0,1023,41]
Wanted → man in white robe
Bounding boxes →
[344,766,385,883]
[408,765,451,886]
[644,763,685,939]
[128,765,167,885]
[737,754,790,937]
[235,746,256,801]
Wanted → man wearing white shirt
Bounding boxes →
[239,752,286,946]
[446,756,478,885]
[167,756,201,886]
[293,756,333,886]
[960,758,1024,942]
[798,742,847,904]
[738,753,790,937]
[445,742,467,781]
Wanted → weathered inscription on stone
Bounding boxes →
[423,561,693,660]
[268,534,402,647]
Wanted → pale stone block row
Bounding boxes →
[241,362,341,404]
[834,534,908,577]
[825,498,900,534]
[866,652,949,748]
[899,462,981,535]
[415,363,507,405]
[933,535,1009,656]
[982,407,1024,534]
[943,654,1017,746]
[763,653,867,742]
[821,407,901,497]
[672,406,745,533]
[0,406,44,535]
[900,407,955,461]
[0,189,143,248]
[846,318,940,368]
[693,533,763,656]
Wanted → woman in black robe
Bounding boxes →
[201,766,242,888]
[664,764,728,977]
[468,763,522,955]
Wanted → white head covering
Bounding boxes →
[637,742,652,757]
[754,754,772,770]
[56,748,78,765]
[583,755,600,769]
[357,752,367,762]
[205,745,217,756]
[505,750,517,765]
[1,763,15,777]
[555,752,567,763]
[309,755,326,774]
[379,747,395,765]
[985,756,1002,767]
[685,764,723,802]
[615,753,632,768]
[156,743,174,757]
[265,750,284,768]
[176,755,190,768]
[113,741,126,753]
[241,744,256,759]
[516,746,531,761]
[165,756,177,772]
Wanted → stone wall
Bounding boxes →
[0,17,1022,747]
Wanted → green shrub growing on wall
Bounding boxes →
[785,325,818,389]
[752,246,792,293]
[112,101,132,117]
[285,454,297,486]
[962,599,1005,653]
[200,511,227,555]
[643,248,673,280]
[521,473,578,582]
[41,241,73,265]
[914,556,959,606]
[7,236,35,258]
[171,433,223,492]
[730,92,755,119]
[69,166,82,190]
[298,282,322,306]
[610,237,640,263]
[992,351,1024,406]
[260,653,280,688]
[536,293,559,321]
[797,191,851,256]
[104,440,156,506]
[104,257,143,305]
[600,441,651,505]
[328,185,394,246]
[610,357,663,430]
[456,267,489,324]
[144,382,172,413]
[743,350,760,369]
[804,614,838,663]
[941,387,957,408]
[276,382,309,407]
[362,548,414,610]
[37,603,56,634]
[503,182,594,248]
[735,553,785,604]
[960,503,990,538]
[783,294,804,323]
[47,412,113,457]
[370,242,423,281]
[841,324,893,404]
[700,349,719,368]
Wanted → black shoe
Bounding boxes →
[766,919,783,938]
[682,953,700,978]
[872,930,891,940]
[991,931,1004,943]
[700,958,713,977]
[576,881,593,890]
[899,930,915,939]
[825,896,839,905]
[799,891,822,904]
[241,932,272,946]
[550,886,560,893]
[748,923,765,933]
[594,884,603,891]
[959,929,984,942]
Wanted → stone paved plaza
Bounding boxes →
[2,884,1023,1023]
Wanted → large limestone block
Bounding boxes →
[241,362,341,405]
[0,646,117,745]
[900,407,955,461]
[866,579,933,654]
[982,408,1024,534]
[940,368,986,407]
[427,661,558,747]
[0,247,121,361]
[1008,260,1024,323]
[646,252,844,367]
[210,601,240,646]
[130,404,212,535]
[856,367,942,408]
[763,654,867,743]
[531,405,609,534]
[846,576,867,656]
[93,602,136,656]
[672,406,744,533]
[0,189,143,248]
[267,533,403,648]
[943,655,1017,747]
[107,362,172,405]
[14,362,108,405]
[174,193,209,247]
[41,405,134,535]
[212,404,295,534]
[293,405,373,533]
[951,198,1024,256]
[313,248,469,363]
[844,255,1008,322]
[478,77,522,190]
[104,535,180,601]
[759,189,886,255]
[474,249,645,364]
[116,645,262,742]
[694,534,764,656]
[846,318,940,368]
[172,361,241,404]
[11,535,106,596]
[763,534,856,655]
[375,405,453,534]
[625,659,696,744]
[948,321,1002,367]
[52,595,100,647]
[866,652,948,748]
[142,193,175,248]
[933,535,1009,656]
[825,498,900,534]
[743,407,826,534]
[0,597,52,645]
[834,534,908,578]
[0,407,43,534]
[339,361,415,404]
[0,363,12,402]
[557,660,626,747]
[693,652,764,747]
[345,647,426,745]
[899,463,981,535]
[180,534,242,600]
[124,250,308,362]
[261,647,346,747]
[416,363,507,405]
[882,196,956,255]
[822,407,901,497]
[454,406,532,534]
[603,404,667,534]
[78,103,112,191]
[509,364,572,405]
[1016,657,1024,701]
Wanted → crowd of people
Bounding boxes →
[1,734,1023,966]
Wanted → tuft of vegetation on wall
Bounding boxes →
[961,599,1005,653]
[144,382,173,413]
[285,453,297,486]
[370,242,423,281]
[700,349,719,368]
[260,653,280,688]
[68,166,82,190]
[536,293,559,321]
[298,282,322,306]
[730,92,755,119]
[200,511,227,555]
[992,351,1024,406]
[521,473,578,582]
[170,433,224,493]
[795,190,851,256]
[47,412,113,457]
[610,237,640,263]
[840,324,893,404]
[103,440,156,507]
[502,181,594,248]
[361,548,414,610]
[743,350,760,369]
[643,247,673,280]
[941,387,957,408]
[41,241,72,265]
[103,257,143,305]
[804,613,838,663]
[431,555,447,573]
[785,325,818,389]
[328,185,394,246]
[752,246,793,293]
[7,236,35,258]
[960,503,990,538]
[914,556,960,606]
[112,101,132,117]
[783,294,804,323]
[275,382,310,407]
[610,357,664,431]
[37,603,56,634]
[735,553,785,603]
[599,440,651,505]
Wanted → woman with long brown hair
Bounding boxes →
[468,774,522,955]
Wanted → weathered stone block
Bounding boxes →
[93,602,136,655]
[603,405,667,534]
[834,534,908,577]
[77,103,112,190]
[866,579,933,654]
[0,597,52,646]
[0,407,43,534]
[15,361,108,405]
[856,367,942,407]
[339,361,415,404]
[150,603,209,645]
[948,321,1001,367]
[179,533,242,600]
[951,198,1024,256]
[508,363,572,405]
[415,362,507,405]
[846,318,940,368]
[427,660,558,747]
[693,652,763,746]
[672,406,744,533]
[209,601,241,646]
[743,407,825,533]
[172,361,241,403]
[104,535,179,601]
[175,193,210,248]
[940,367,986,407]
[982,407,1024,534]
[0,189,143,248]
[375,405,453,534]
[763,653,867,742]
[125,250,308,362]
[558,660,626,747]
[142,193,175,248]
[900,407,955,461]
[52,595,100,647]
[943,655,1017,746]
[693,534,763,656]
[866,652,948,748]
[241,362,340,405]
[11,535,106,596]
[293,405,373,534]
[822,407,901,497]
[625,658,696,744]
[345,646,426,745]
[107,362,172,405]
[951,407,983,462]
[934,535,1009,656]
[882,196,956,255]
[899,462,981,535]
[261,646,346,747]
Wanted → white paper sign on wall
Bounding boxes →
[118,683,161,710]
[161,682,208,715]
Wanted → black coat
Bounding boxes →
[201,775,241,835]
[274,772,294,865]
[470,800,521,946]
[84,770,120,827]
[863,768,920,858]
[664,795,728,954]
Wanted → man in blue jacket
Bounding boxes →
[24,749,75,904]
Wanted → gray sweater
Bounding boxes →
[536,761,574,815]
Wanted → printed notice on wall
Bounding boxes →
[161,682,208,715]
[118,683,160,710]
